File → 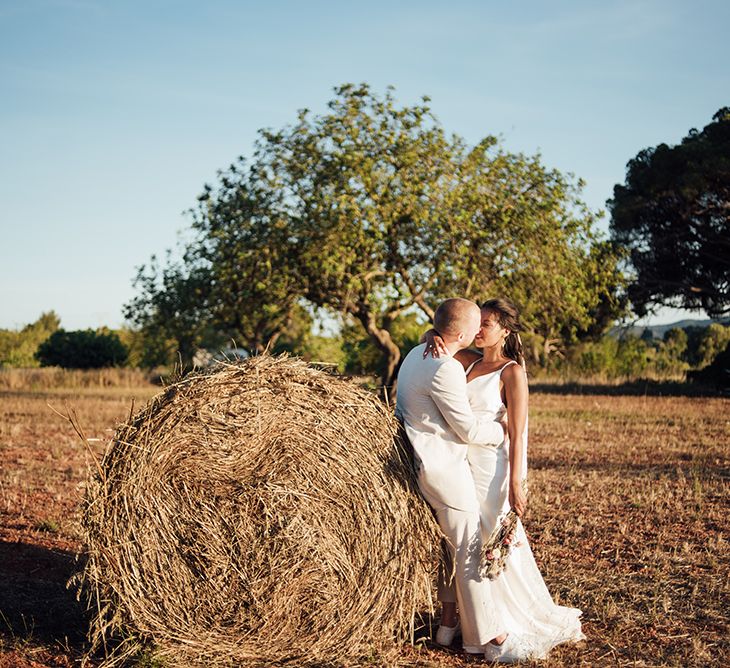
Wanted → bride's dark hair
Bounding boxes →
[481,297,526,369]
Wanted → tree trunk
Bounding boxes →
[356,307,401,404]
[542,336,564,369]
[266,330,282,351]
[177,337,196,371]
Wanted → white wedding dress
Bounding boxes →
[466,360,585,660]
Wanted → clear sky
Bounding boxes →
[1,0,727,331]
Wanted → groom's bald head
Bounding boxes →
[433,298,481,343]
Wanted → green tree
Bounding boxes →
[190,164,306,354]
[36,329,128,369]
[692,323,730,368]
[614,334,654,378]
[238,84,622,385]
[423,146,626,364]
[663,327,688,352]
[565,336,620,378]
[126,84,624,389]
[640,327,655,342]
[609,107,730,317]
[561,334,654,379]
[689,341,730,388]
[126,168,309,366]
[0,311,60,367]
[655,327,689,376]
[123,253,223,367]
[342,311,427,378]
[271,305,348,371]
[252,84,461,388]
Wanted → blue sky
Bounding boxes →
[1,0,727,330]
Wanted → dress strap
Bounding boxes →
[465,360,479,375]
[497,360,519,376]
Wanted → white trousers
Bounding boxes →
[434,505,504,651]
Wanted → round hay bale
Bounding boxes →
[79,355,441,666]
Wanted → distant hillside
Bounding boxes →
[610,318,730,339]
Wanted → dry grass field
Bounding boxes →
[0,377,727,667]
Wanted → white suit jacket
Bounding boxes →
[395,343,504,512]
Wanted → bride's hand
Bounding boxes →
[509,478,527,517]
[421,329,448,358]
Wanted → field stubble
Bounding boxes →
[0,382,727,667]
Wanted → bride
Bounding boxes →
[426,297,585,663]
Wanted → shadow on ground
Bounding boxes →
[530,379,726,397]
[0,540,87,650]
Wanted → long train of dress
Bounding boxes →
[466,360,585,659]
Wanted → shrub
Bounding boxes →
[688,342,730,389]
[36,329,128,369]
[0,311,60,367]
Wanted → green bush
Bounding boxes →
[560,334,661,380]
[691,323,730,368]
[688,342,730,389]
[556,324,727,381]
[36,329,128,369]
[0,311,60,367]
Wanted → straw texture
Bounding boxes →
[77,355,441,666]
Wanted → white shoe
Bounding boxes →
[484,633,524,664]
[435,620,460,646]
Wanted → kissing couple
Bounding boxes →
[395,297,585,663]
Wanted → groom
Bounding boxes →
[395,297,508,655]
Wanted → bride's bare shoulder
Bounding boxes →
[501,361,528,387]
[454,348,481,370]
